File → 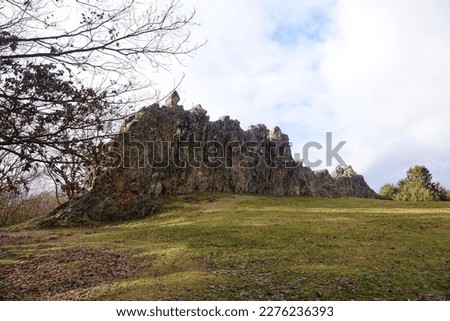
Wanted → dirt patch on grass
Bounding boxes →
[0,232,56,247]
[0,247,150,300]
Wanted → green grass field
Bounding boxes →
[1,193,449,300]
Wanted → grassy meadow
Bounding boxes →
[0,193,449,300]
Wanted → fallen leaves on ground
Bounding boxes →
[0,247,150,300]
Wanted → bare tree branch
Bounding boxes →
[0,0,203,196]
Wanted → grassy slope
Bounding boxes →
[1,193,449,300]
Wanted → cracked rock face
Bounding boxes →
[43,95,377,224]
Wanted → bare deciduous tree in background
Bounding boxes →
[0,0,202,204]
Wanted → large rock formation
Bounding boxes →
[41,93,376,225]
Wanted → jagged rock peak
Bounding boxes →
[165,90,180,107]
[39,97,377,226]
[332,165,357,178]
[269,126,285,141]
[190,104,206,114]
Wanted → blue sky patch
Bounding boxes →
[270,9,331,46]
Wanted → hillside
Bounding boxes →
[1,194,449,300]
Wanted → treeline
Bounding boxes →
[379,165,449,201]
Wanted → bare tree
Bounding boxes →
[0,0,202,194]
[0,149,42,226]
[0,0,199,79]
[0,149,40,194]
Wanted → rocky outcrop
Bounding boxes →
[41,92,376,225]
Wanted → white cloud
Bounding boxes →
[151,0,450,190]
[319,0,450,188]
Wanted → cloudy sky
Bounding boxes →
[155,0,450,191]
